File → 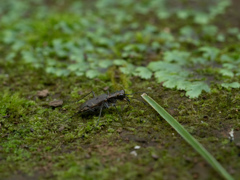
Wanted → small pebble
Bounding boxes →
[49,100,63,107]
[58,126,65,132]
[134,145,141,150]
[130,151,137,157]
[103,86,109,91]
[151,153,159,160]
[37,89,49,98]
[235,143,240,148]
[229,129,234,141]
[85,153,91,159]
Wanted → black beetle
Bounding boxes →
[63,90,132,126]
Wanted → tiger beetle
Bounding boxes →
[62,90,144,126]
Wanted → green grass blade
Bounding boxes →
[141,93,234,180]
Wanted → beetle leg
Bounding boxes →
[74,91,95,103]
[125,96,131,104]
[86,107,95,112]
[113,104,123,123]
[96,103,104,126]
[104,102,109,108]
[59,110,82,125]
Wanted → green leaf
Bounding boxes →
[68,64,80,72]
[154,71,171,82]
[75,72,84,76]
[219,69,234,77]
[176,10,190,19]
[159,32,175,41]
[46,67,70,76]
[194,13,210,24]
[216,34,225,42]
[221,82,240,89]
[123,44,147,52]
[186,82,210,98]
[2,30,16,44]
[202,25,218,36]
[151,41,160,51]
[6,52,16,62]
[199,47,219,61]
[157,11,170,19]
[141,94,234,180]
[119,64,135,75]
[164,50,190,65]
[222,63,235,69]
[86,69,100,79]
[220,55,233,63]
[21,50,36,63]
[46,67,56,74]
[154,70,190,84]
[113,59,128,66]
[162,78,178,88]
[148,61,182,72]
[227,27,239,35]
[237,33,240,40]
[68,62,89,72]
[12,40,25,51]
[176,80,191,90]
[52,39,68,57]
[99,60,113,68]
[134,67,152,79]
[54,21,73,34]
[191,57,207,64]
[161,76,190,89]
[52,39,63,48]
[180,26,195,37]
[55,69,70,77]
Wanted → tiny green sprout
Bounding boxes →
[107,128,115,133]
[200,121,209,127]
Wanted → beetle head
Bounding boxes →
[108,90,130,103]
[115,90,125,99]
[117,90,130,103]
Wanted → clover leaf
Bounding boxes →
[186,82,210,98]
[134,67,152,79]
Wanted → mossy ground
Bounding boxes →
[1,61,240,180]
[1,0,240,180]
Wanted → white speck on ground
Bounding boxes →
[130,151,137,157]
[134,145,141,150]
[229,129,234,141]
